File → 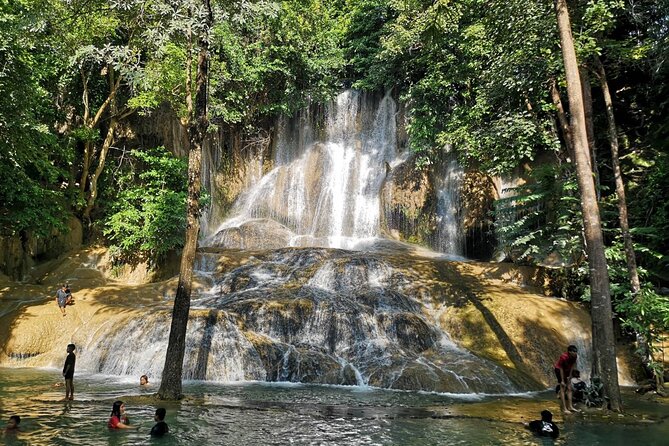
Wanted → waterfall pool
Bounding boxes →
[0,368,666,445]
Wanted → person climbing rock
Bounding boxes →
[554,345,579,413]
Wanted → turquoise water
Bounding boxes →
[0,368,667,445]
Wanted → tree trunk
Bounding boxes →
[79,66,121,211]
[580,66,601,199]
[554,0,622,411]
[594,56,664,390]
[550,78,574,158]
[594,57,640,295]
[82,119,117,220]
[158,0,212,401]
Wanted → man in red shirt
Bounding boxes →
[554,345,579,413]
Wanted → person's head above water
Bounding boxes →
[540,410,553,422]
[6,415,20,430]
[155,408,166,421]
[111,401,125,418]
[140,375,149,385]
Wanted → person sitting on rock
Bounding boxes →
[527,410,559,439]
[65,283,74,304]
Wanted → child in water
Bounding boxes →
[107,401,132,429]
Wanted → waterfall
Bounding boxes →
[433,149,464,255]
[206,90,401,251]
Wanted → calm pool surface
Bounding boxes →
[0,368,667,445]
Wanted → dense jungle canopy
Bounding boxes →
[1,0,668,398]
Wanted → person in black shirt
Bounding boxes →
[150,408,169,437]
[527,410,559,439]
[62,344,76,401]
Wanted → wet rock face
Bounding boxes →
[380,156,436,246]
[0,217,83,280]
[1,246,598,393]
[208,219,295,250]
[183,248,536,393]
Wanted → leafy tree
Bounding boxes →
[0,0,69,237]
[157,0,212,401]
[103,147,188,264]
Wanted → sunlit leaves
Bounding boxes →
[103,147,188,263]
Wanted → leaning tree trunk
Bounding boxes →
[158,0,212,401]
[554,0,622,411]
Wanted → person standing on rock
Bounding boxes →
[554,345,579,413]
[62,344,76,401]
[55,284,71,316]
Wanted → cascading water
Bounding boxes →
[2,91,598,395]
[433,148,464,256]
[206,90,404,251]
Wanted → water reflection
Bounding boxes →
[0,368,667,445]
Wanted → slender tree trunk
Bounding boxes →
[594,57,640,294]
[79,66,121,209]
[554,0,622,411]
[82,69,121,221]
[550,78,574,158]
[80,70,91,196]
[158,0,212,401]
[580,66,601,199]
[594,57,664,391]
[82,119,117,220]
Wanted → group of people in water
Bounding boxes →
[44,283,583,441]
[4,340,168,438]
[107,401,169,437]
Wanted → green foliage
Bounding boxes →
[495,164,583,266]
[616,285,669,377]
[209,0,344,123]
[340,0,563,173]
[627,153,669,282]
[103,147,188,264]
[0,0,70,236]
[341,0,396,89]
